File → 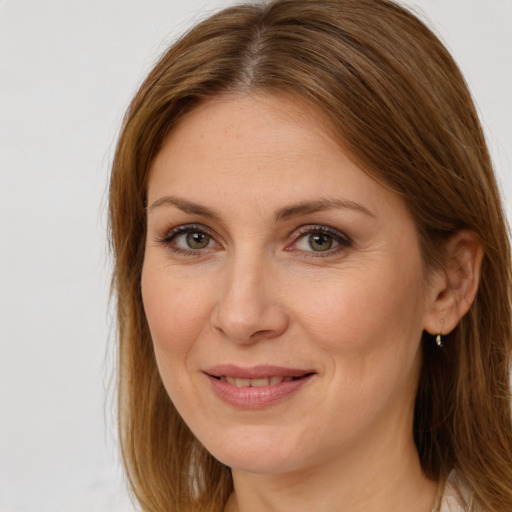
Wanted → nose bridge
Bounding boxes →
[212,245,288,343]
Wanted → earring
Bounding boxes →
[436,319,444,347]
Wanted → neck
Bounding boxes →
[224,430,437,512]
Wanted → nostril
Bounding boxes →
[210,285,290,345]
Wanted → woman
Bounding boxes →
[108,0,512,511]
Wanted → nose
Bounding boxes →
[211,252,289,344]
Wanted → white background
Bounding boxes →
[0,1,510,511]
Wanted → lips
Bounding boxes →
[205,364,314,379]
[204,365,316,408]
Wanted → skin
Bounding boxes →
[141,94,480,512]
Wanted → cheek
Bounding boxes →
[292,259,426,364]
[292,266,425,433]
[141,266,214,359]
[141,265,220,422]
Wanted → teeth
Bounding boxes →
[222,376,297,387]
[250,378,269,387]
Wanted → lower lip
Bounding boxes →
[205,374,314,409]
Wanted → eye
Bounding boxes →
[298,232,338,252]
[156,224,218,254]
[176,231,213,250]
[291,226,351,255]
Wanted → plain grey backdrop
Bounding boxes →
[0,1,510,510]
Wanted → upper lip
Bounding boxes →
[204,364,316,379]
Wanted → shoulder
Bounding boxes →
[438,471,479,512]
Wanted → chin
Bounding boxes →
[217,451,302,476]
[199,424,307,475]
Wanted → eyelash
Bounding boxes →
[154,224,352,257]
[155,224,217,257]
[289,225,352,257]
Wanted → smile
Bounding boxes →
[220,376,295,387]
[204,365,316,409]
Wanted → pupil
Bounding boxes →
[186,232,209,249]
[309,233,332,251]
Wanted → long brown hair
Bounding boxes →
[109,1,512,510]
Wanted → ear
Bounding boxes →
[423,230,483,336]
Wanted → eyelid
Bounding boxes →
[287,224,353,255]
[154,223,211,240]
[154,223,221,254]
[153,222,352,257]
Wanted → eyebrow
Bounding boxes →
[147,196,221,219]
[274,198,375,221]
[147,196,375,221]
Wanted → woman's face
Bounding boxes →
[142,94,438,474]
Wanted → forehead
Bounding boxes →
[154,93,338,172]
[147,93,405,222]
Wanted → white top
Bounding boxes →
[436,472,478,512]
